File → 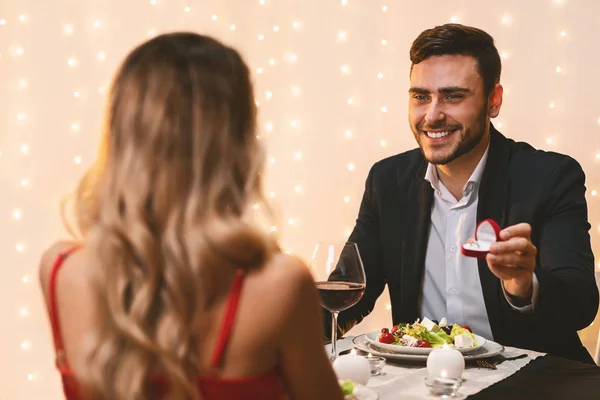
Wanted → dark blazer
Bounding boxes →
[329,124,599,364]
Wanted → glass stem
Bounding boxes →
[330,311,339,361]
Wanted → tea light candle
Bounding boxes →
[427,347,465,379]
[332,349,370,385]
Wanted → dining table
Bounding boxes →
[328,337,600,399]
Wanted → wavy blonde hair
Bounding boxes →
[63,32,277,399]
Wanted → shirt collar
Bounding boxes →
[424,142,490,196]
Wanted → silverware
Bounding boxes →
[476,354,528,369]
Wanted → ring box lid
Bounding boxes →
[461,219,501,258]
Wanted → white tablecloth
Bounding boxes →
[328,338,546,399]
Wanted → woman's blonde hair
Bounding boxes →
[63,32,276,399]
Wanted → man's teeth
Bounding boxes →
[426,130,453,139]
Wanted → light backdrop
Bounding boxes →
[1,0,599,398]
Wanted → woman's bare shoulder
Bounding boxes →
[259,252,315,299]
[38,240,86,300]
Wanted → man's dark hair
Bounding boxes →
[410,23,501,95]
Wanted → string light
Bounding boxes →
[256,67,263,74]
[341,65,351,74]
[555,66,562,73]
[0,19,6,25]
[377,72,384,79]
[20,179,29,187]
[501,51,509,59]
[17,113,26,121]
[74,156,82,164]
[345,129,353,139]
[381,5,388,12]
[265,91,273,99]
[591,190,597,196]
[18,78,28,89]
[230,24,236,31]
[549,102,555,109]
[501,14,512,24]
[291,86,301,96]
[560,30,567,37]
[12,209,22,220]
[341,0,348,5]
[380,139,388,147]
[184,6,191,13]
[292,21,301,29]
[337,30,347,41]
[19,15,27,23]
[284,53,298,64]
[67,57,78,67]
[211,14,218,21]
[265,122,274,132]
[450,16,459,23]
[259,0,265,5]
[93,20,102,28]
[268,156,276,164]
[347,162,356,171]
[381,39,388,46]
[20,144,29,154]
[293,151,303,161]
[16,242,26,252]
[273,25,280,32]
[97,51,106,61]
[381,106,388,112]
[258,34,265,41]
[19,307,28,317]
[63,24,74,35]
[344,196,351,203]
[294,185,303,193]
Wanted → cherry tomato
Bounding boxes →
[391,325,400,334]
[461,325,472,333]
[379,332,395,344]
[416,340,431,348]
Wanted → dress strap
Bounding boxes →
[210,269,247,369]
[48,246,80,370]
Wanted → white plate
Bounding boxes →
[365,331,486,355]
[353,334,504,361]
[340,381,379,400]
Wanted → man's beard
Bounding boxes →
[414,105,488,165]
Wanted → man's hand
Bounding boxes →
[486,223,537,299]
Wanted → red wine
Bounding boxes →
[316,281,365,312]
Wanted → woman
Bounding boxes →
[39,32,343,400]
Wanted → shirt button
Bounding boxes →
[448,288,459,296]
[449,245,457,252]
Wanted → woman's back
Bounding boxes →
[40,241,343,399]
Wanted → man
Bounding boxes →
[329,23,599,364]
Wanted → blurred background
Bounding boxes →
[1,0,599,397]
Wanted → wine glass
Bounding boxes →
[309,241,366,361]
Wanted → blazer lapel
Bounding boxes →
[476,124,511,340]
[399,160,433,323]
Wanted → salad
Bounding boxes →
[377,317,478,349]
[340,380,356,398]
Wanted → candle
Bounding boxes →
[332,349,370,385]
[427,347,465,379]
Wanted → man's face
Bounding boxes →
[408,55,496,165]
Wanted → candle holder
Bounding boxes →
[366,355,386,376]
[424,376,462,397]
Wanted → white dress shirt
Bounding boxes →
[419,145,537,340]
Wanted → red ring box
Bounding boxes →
[461,219,501,258]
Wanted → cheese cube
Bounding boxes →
[402,335,419,347]
[454,334,474,348]
[421,317,440,332]
[439,317,448,328]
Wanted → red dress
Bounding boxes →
[48,246,285,399]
